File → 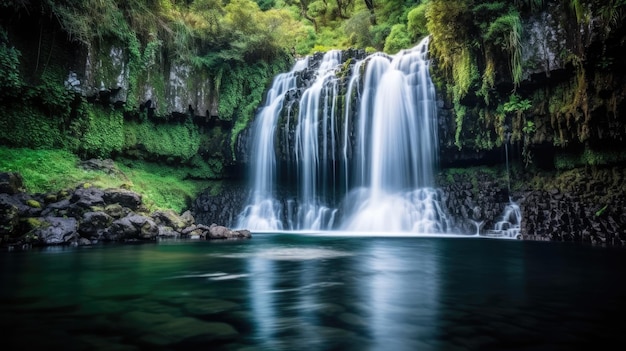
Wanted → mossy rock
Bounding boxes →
[19,217,49,241]
[44,193,58,203]
[104,203,125,219]
[26,199,41,208]
[21,217,49,231]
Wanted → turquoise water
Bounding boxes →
[1,234,624,350]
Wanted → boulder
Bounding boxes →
[32,217,79,245]
[78,158,120,175]
[41,198,71,217]
[107,214,158,240]
[72,186,105,209]
[152,209,192,231]
[80,211,114,238]
[207,224,252,239]
[157,226,180,238]
[103,188,142,210]
[104,203,127,219]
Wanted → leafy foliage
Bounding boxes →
[0,29,21,96]
[383,24,411,54]
[407,3,428,41]
[72,105,125,158]
[483,9,523,86]
[124,119,201,162]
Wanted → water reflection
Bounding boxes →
[241,236,444,350]
[363,240,441,350]
[245,239,359,350]
[1,236,625,350]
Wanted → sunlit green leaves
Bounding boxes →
[407,3,428,41]
[383,24,411,54]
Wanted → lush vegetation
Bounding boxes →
[424,0,626,156]
[1,0,626,212]
[0,146,213,212]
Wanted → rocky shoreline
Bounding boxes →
[0,172,251,250]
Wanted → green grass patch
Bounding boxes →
[0,146,216,213]
[116,159,213,212]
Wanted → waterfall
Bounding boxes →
[292,50,342,230]
[485,199,522,239]
[341,39,448,232]
[236,58,309,230]
[237,37,449,233]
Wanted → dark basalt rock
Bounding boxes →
[0,172,252,249]
[207,224,252,239]
[107,214,158,240]
[80,211,114,238]
[32,217,79,245]
[103,188,142,210]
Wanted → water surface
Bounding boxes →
[1,234,624,350]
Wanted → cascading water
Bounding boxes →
[236,58,309,230]
[237,37,449,233]
[485,200,522,239]
[292,50,342,230]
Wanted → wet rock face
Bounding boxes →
[0,172,251,249]
[67,42,218,118]
[436,167,626,246]
[436,172,513,235]
[521,188,626,246]
[192,182,249,228]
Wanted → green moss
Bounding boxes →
[0,147,82,192]
[482,9,523,86]
[22,217,48,231]
[26,199,41,208]
[0,147,215,212]
[124,119,201,162]
[116,159,215,212]
[0,105,65,149]
[70,104,125,158]
[554,147,626,170]
[222,57,290,159]
[438,166,508,196]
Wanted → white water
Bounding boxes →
[485,200,522,239]
[237,37,450,233]
[236,58,309,230]
[293,50,342,230]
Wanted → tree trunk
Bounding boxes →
[363,0,376,25]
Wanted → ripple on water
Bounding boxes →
[211,247,353,261]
